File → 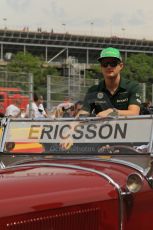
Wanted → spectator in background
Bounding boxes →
[141,100,153,115]
[0,113,4,118]
[25,93,47,118]
[55,97,74,118]
[62,104,75,117]
[74,100,83,117]
[57,97,73,110]
[5,94,22,118]
[40,95,48,115]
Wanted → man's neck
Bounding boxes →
[105,75,120,95]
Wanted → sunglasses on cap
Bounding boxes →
[101,59,121,68]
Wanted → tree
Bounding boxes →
[7,51,42,73]
[122,53,153,83]
[122,53,153,100]
[7,52,60,97]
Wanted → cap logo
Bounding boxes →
[104,51,115,55]
[98,47,122,62]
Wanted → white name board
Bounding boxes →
[5,118,153,144]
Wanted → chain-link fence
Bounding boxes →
[0,70,152,116]
[46,75,152,109]
[140,82,153,103]
[46,75,98,109]
[0,71,33,117]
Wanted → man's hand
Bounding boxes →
[59,121,78,150]
[97,108,115,118]
[76,110,89,117]
[60,137,74,150]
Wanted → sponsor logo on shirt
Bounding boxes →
[95,100,106,104]
[117,98,128,103]
[97,92,104,99]
[136,98,142,104]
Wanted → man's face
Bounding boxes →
[100,58,123,79]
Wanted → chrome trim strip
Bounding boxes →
[94,158,144,174]
[0,117,10,152]
[3,162,124,230]
[0,161,5,169]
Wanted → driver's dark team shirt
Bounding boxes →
[83,78,142,115]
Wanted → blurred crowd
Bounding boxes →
[4,93,83,119]
[140,100,153,115]
[3,92,153,119]
[50,98,83,118]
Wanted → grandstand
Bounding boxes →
[0,28,153,65]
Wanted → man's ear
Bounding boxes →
[120,62,124,70]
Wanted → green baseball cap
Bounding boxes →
[98,47,122,62]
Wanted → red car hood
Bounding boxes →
[0,159,136,218]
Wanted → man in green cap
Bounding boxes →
[79,47,142,117]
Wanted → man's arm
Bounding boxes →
[97,104,140,117]
[116,104,140,116]
[76,110,90,117]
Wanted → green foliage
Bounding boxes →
[121,53,153,100]
[42,65,60,76]
[122,53,153,83]
[7,51,42,73]
[7,52,60,98]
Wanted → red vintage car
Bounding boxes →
[0,116,153,230]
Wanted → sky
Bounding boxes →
[1,0,153,40]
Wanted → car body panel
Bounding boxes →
[0,161,118,212]
[0,160,120,229]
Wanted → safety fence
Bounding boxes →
[0,71,33,117]
[46,75,98,109]
[0,71,152,116]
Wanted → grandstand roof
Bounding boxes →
[0,29,153,64]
